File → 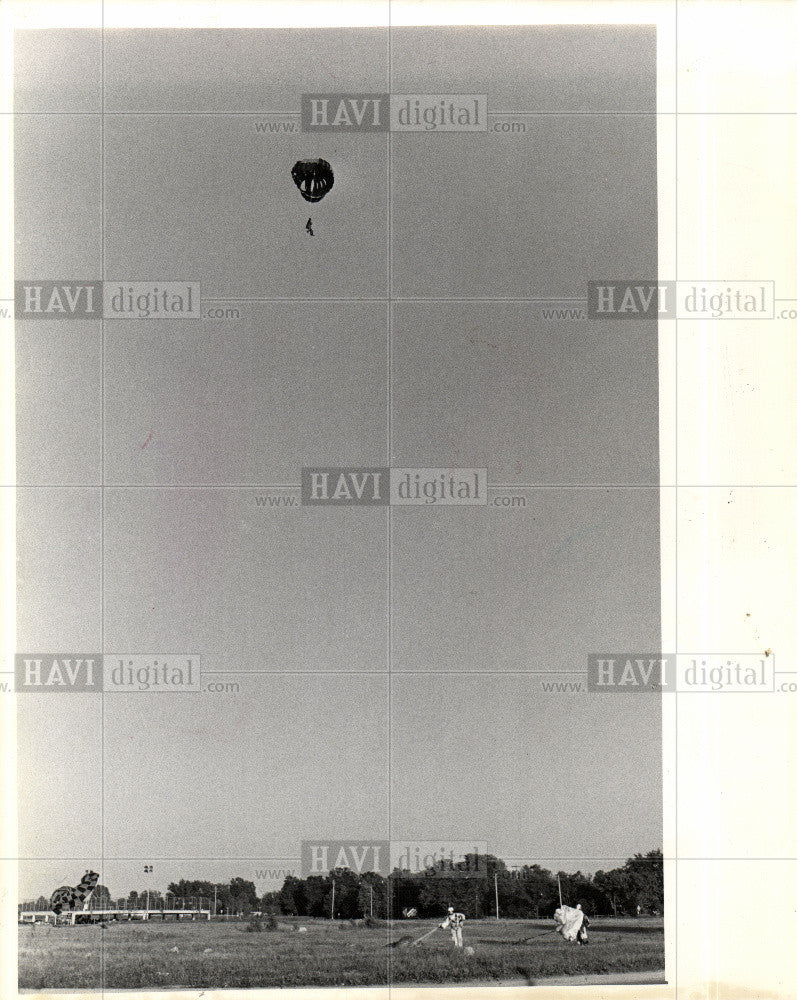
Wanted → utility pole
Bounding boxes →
[330,880,335,920]
[144,865,153,921]
[494,873,500,920]
[370,884,374,918]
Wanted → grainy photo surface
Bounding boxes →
[13,21,665,992]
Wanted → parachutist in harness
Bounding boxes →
[306,218,314,236]
[440,906,466,948]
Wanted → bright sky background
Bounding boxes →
[16,24,660,902]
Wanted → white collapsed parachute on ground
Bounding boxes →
[553,903,589,944]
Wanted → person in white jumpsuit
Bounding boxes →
[440,906,465,947]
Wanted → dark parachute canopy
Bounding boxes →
[291,159,334,203]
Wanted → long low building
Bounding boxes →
[19,907,211,924]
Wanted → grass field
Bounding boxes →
[19,916,665,990]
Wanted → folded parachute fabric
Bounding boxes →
[553,904,585,942]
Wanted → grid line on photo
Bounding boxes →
[674,4,679,996]
[10,110,797,116]
[100,4,106,993]
[11,483,797,489]
[13,855,793,863]
[386,5,393,986]
[12,854,797,862]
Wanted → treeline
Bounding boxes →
[22,877,261,916]
[262,850,663,919]
[24,850,662,919]
[163,876,259,914]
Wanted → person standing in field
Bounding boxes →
[440,906,465,948]
[576,905,590,944]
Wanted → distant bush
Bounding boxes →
[363,915,385,928]
[245,914,281,932]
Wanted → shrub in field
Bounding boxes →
[363,916,385,928]
[244,914,281,932]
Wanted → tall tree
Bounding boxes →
[92,884,112,908]
[624,850,664,912]
[229,877,259,914]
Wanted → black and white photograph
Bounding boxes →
[5,3,796,998]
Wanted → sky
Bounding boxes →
[15,25,659,902]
